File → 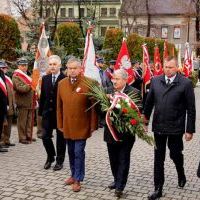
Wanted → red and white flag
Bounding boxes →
[163,40,168,61]
[115,38,134,85]
[0,77,7,96]
[183,43,192,77]
[142,44,151,93]
[32,23,51,90]
[153,46,163,76]
[83,28,101,84]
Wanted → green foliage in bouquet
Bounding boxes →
[189,70,198,88]
[84,80,155,146]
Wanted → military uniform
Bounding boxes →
[12,58,35,144]
[0,61,8,152]
[1,75,15,146]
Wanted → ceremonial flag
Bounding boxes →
[153,46,163,76]
[177,45,182,71]
[142,44,151,93]
[32,23,51,90]
[183,43,192,77]
[163,40,168,61]
[83,28,101,84]
[115,38,134,85]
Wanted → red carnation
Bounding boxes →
[130,119,138,125]
[122,108,128,113]
[131,103,136,109]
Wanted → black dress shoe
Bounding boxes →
[5,143,15,147]
[148,188,162,200]
[19,140,29,144]
[108,182,116,190]
[115,189,123,198]
[197,162,200,178]
[44,158,55,170]
[1,144,9,148]
[53,163,63,171]
[0,147,8,153]
[178,175,186,188]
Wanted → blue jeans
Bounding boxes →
[67,139,86,181]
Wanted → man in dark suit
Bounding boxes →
[104,69,141,198]
[143,56,196,200]
[39,55,66,171]
[0,61,8,153]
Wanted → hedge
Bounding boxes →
[54,22,83,57]
[0,14,21,61]
[102,29,176,63]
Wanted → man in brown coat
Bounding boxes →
[57,57,98,192]
[12,58,35,144]
[0,62,15,147]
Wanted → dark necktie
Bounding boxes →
[99,69,103,81]
[71,78,77,84]
[52,75,56,86]
[166,78,171,86]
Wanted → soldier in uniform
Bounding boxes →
[0,60,8,152]
[0,61,15,147]
[102,59,115,89]
[12,58,35,144]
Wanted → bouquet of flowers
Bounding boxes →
[85,81,155,146]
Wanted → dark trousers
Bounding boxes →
[154,133,184,189]
[42,128,66,164]
[67,139,86,182]
[0,118,3,141]
[107,138,135,191]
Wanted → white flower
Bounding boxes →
[76,87,81,93]
[125,98,129,103]
[115,103,121,109]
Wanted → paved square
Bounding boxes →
[0,87,200,200]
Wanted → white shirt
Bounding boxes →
[52,72,60,83]
[165,74,176,84]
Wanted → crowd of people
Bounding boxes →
[0,55,199,199]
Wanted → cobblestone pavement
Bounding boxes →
[0,87,200,200]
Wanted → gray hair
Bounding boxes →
[67,57,82,68]
[48,55,61,65]
[113,69,128,79]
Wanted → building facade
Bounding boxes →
[120,0,196,54]
[44,0,122,37]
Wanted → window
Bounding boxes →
[101,8,107,17]
[60,8,66,17]
[80,8,85,17]
[161,26,168,39]
[174,26,181,39]
[110,8,116,16]
[68,8,74,17]
[46,8,51,17]
[101,27,107,36]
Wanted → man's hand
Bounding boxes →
[3,119,8,126]
[143,124,148,133]
[59,128,63,132]
[185,133,193,141]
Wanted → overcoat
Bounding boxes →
[57,75,98,140]
[38,73,65,130]
[144,73,196,134]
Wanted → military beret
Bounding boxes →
[17,58,28,65]
[0,60,7,68]
[96,57,104,63]
[109,60,116,65]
